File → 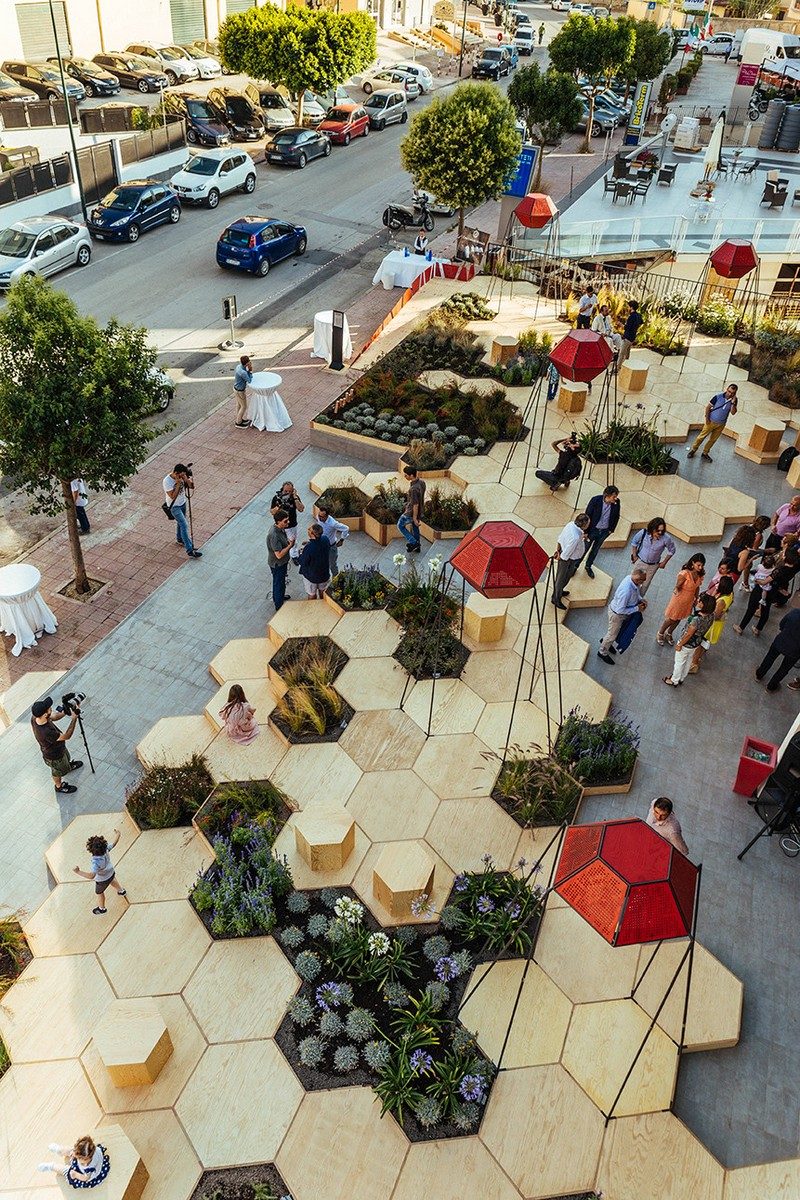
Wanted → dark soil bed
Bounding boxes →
[270,701,355,745]
[393,634,470,681]
[188,1163,290,1200]
[269,635,348,683]
[490,788,577,831]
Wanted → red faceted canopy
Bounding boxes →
[450,520,549,598]
[554,818,698,946]
[710,239,759,279]
[515,193,558,229]
[549,329,613,383]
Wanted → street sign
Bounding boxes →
[503,144,538,198]
[222,295,237,320]
[497,31,503,41]
[624,80,652,146]
[647,3,656,9]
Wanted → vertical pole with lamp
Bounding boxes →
[47,0,89,224]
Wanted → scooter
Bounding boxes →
[382,196,434,232]
[412,187,454,217]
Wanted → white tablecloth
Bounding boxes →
[371,250,447,290]
[312,311,353,363]
[246,371,292,433]
[0,563,57,656]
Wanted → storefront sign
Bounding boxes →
[503,144,538,198]
[736,62,760,87]
[624,80,652,145]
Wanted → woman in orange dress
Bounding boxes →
[656,554,706,646]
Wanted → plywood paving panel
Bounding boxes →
[535,904,639,1003]
[425,796,520,873]
[0,1060,102,1190]
[268,600,338,647]
[724,1158,800,1200]
[345,769,439,841]
[273,817,370,889]
[392,1138,519,1200]
[463,612,523,656]
[135,716,215,769]
[597,1112,724,1200]
[335,656,407,711]
[633,941,742,1051]
[352,841,453,927]
[512,623,590,674]
[183,936,299,1043]
[404,678,486,737]
[177,1040,303,1167]
[98,901,210,998]
[699,486,757,522]
[116,828,212,904]
[461,960,571,1068]
[513,493,583,528]
[203,724,288,783]
[204,678,277,732]
[414,731,498,799]
[45,812,138,885]
[560,566,612,610]
[474,701,557,758]
[0,954,113,1062]
[449,455,506,487]
[24,882,125,957]
[461,649,535,702]
[309,465,366,495]
[330,610,402,658]
[271,742,362,810]
[208,637,273,685]
[665,503,725,543]
[340,709,426,772]
[98,1110,202,1200]
[589,462,647,493]
[55,1123,148,1200]
[531,670,611,725]
[514,826,564,891]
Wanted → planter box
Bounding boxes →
[310,420,406,470]
[192,787,219,859]
[579,756,637,797]
[324,592,348,617]
[418,520,472,542]
[397,455,450,480]
[363,509,404,546]
[492,784,585,829]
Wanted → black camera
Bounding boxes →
[59,691,86,716]
[184,462,193,479]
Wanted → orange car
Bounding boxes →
[317,102,370,146]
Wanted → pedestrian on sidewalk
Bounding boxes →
[576,285,597,329]
[629,518,676,595]
[583,485,620,578]
[663,593,716,687]
[687,384,738,462]
[38,1135,110,1188]
[314,504,350,577]
[755,607,800,692]
[267,509,292,610]
[233,355,253,428]
[690,575,734,674]
[163,465,202,558]
[598,568,647,664]
[534,433,582,493]
[73,829,127,915]
[538,21,545,42]
[220,684,259,745]
[766,496,800,551]
[270,481,304,547]
[616,300,644,370]
[733,552,776,636]
[31,697,83,796]
[398,466,426,552]
[552,512,590,610]
[298,523,332,598]
[71,478,90,535]
[646,797,689,855]
[656,554,705,645]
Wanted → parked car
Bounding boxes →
[551,0,570,9]
[514,27,535,54]
[216,215,307,276]
[317,102,370,144]
[170,148,256,206]
[276,86,350,126]
[265,127,331,168]
[581,87,628,123]
[472,47,512,79]
[0,216,91,288]
[148,365,174,411]
[207,87,265,140]
[575,102,615,137]
[362,68,420,99]
[514,12,531,26]
[501,42,519,68]
[592,6,610,16]
[569,2,594,12]
[125,43,199,85]
[0,69,36,101]
[87,180,181,242]
[164,93,229,145]
[364,89,408,129]
[1,60,85,101]
[47,56,119,97]
[391,62,433,92]
[92,53,168,92]
[172,44,221,78]
[699,33,735,56]
[186,39,235,74]
[243,82,294,131]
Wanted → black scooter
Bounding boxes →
[382,197,434,232]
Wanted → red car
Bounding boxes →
[317,102,370,146]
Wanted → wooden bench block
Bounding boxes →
[463,593,508,644]
[373,841,435,920]
[787,454,800,488]
[94,999,173,1088]
[557,380,588,414]
[619,356,648,393]
[57,1125,148,1200]
[490,336,518,366]
[294,803,355,871]
[748,417,785,455]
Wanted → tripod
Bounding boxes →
[70,705,96,775]
[737,792,800,861]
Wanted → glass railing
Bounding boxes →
[518,216,800,258]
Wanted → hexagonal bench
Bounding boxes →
[94,998,173,1087]
[56,1124,148,1200]
[373,841,435,921]
[463,593,508,644]
[294,804,355,872]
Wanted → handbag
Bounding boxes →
[162,500,176,521]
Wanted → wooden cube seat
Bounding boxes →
[373,841,435,920]
[93,998,173,1088]
[294,803,355,872]
[57,1125,148,1200]
[463,593,508,644]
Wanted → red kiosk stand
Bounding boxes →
[733,735,778,796]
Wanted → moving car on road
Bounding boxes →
[317,102,370,144]
[216,216,307,276]
[47,56,120,97]
[87,180,181,242]
[1,60,85,101]
[265,127,331,168]
[472,47,512,79]
[207,87,265,140]
[92,53,168,92]
[364,89,408,129]
[0,69,36,101]
[125,43,199,85]
[0,216,91,288]
[514,27,535,54]
[170,149,256,206]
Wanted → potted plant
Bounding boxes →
[553,708,639,795]
[487,745,583,828]
[314,483,370,532]
[363,480,407,546]
[325,564,396,616]
[125,754,213,830]
[418,486,480,542]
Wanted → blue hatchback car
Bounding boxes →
[87,180,181,243]
[215,216,307,277]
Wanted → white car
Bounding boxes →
[125,43,199,85]
[699,33,735,56]
[170,149,257,208]
[551,0,570,10]
[0,216,91,289]
[570,3,594,13]
[171,44,221,78]
[392,61,434,92]
[362,66,420,98]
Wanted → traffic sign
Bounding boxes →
[497,31,503,41]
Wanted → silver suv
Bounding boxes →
[364,89,408,130]
[0,216,91,289]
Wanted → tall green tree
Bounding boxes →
[219,3,376,123]
[401,83,521,236]
[548,14,636,152]
[508,64,583,189]
[0,277,164,594]
[617,17,673,94]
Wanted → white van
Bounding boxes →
[514,26,535,54]
[738,28,800,63]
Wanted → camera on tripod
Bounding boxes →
[184,463,193,479]
[58,691,86,716]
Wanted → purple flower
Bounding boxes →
[315,981,343,1012]
[504,901,521,919]
[435,955,461,982]
[453,874,468,893]
[411,893,433,918]
[410,1049,434,1075]
[476,894,494,915]
[481,853,493,866]
[516,857,527,869]
[459,1073,487,1103]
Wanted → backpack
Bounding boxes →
[777,446,799,473]
[562,453,582,481]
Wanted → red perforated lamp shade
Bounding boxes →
[450,520,549,598]
[515,194,558,229]
[554,818,698,946]
[709,239,759,279]
[549,330,613,383]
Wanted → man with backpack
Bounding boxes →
[535,433,582,493]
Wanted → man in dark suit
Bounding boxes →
[756,607,800,692]
[583,485,620,579]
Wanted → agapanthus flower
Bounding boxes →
[459,1073,487,1103]
[476,894,495,914]
[481,852,494,866]
[435,955,461,982]
[453,874,468,893]
[368,931,390,957]
[315,981,344,1012]
[393,553,407,566]
[516,857,528,869]
[411,892,433,918]
[333,896,364,925]
[409,1048,434,1075]
[504,900,521,919]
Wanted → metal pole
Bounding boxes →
[48,0,89,224]
[458,0,468,78]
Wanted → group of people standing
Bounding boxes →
[266,479,350,610]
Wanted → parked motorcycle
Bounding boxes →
[382,196,434,232]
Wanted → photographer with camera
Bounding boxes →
[31,696,83,795]
[163,464,202,559]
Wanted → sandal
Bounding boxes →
[92,907,107,915]
[663,676,677,686]
[665,634,674,646]
[656,634,666,646]
[733,625,743,635]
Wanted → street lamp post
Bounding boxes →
[47,0,89,224]
[457,0,469,77]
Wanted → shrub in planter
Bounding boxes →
[423,487,479,532]
[437,291,495,323]
[315,485,370,519]
[439,857,544,955]
[639,313,686,357]
[755,316,800,359]
[387,558,460,633]
[579,415,674,476]
[271,636,351,741]
[365,480,407,526]
[195,779,288,843]
[488,745,582,827]
[191,825,293,937]
[394,626,470,680]
[660,291,699,323]
[405,438,448,471]
[554,707,639,789]
[0,914,29,995]
[768,375,800,409]
[126,754,213,830]
[696,298,741,338]
[327,565,395,611]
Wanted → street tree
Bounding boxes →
[219,3,376,123]
[617,17,673,95]
[0,276,164,595]
[400,83,521,236]
[508,64,583,189]
[548,14,636,152]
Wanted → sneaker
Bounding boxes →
[48,1145,63,1155]
[55,782,77,794]
[92,907,107,916]
[585,566,595,579]
[68,759,83,770]
[38,1164,58,1174]
[701,453,713,462]
[689,664,699,674]
[788,679,800,691]
[686,450,695,459]
[117,889,127,897]
[597,652,615,664]
[188,549,203,558]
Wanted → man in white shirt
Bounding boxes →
[552,513,590,609]
[163,464,202,558]
[591,304,622,357]
[71,478,90,535]
[314,504,350,576]
[646,797,689,856]
[576,285,597,329]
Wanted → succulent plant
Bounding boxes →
[315,414,331,425]
[298,1036,325,1068]
[453,1101,480,1130]
[463,446,478,456]
[333,1044,359,1073]
[333,420,346,429]
[344,422,360,433]
[384,981,410,1008]
[423,934,451,962]
[319,1011,344,1039]
[443,426,459,438]
[443,443,455,457]
[380,433,394,442]
[287,891,310,914]
[307,913,329,938]
[424,980,450,1011]
[394,925,417,945]
[319,888,339,909]
[414,1096,443,1128]
[439,905,461,930]
[472,437,486,449]
[345,1008,376,1042]
[363,1039,391,1071]
[454,435,471,449]
[280,925,305,951]
[287,995,314,1027]
[374,420,390,433]
[295,950,322,982]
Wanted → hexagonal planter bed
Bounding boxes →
[418,487,479,543]
[188,1163,291,1200]
[314,484,370,533]
[190,819,293,940]
[324,566,396,616]
[488,747,584,829]
[553,708,639,797]
[0,914,30,1078]
[267,636,353,745]
[125,754,213,831]
[387,561,470,681]
[193,779,294,859]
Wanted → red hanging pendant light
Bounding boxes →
[450,520,549,598]
[514,193,558,230]
[549,329,613,384]
[709,239,759,280]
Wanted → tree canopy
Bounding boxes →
[548,14,636,150]
[400,83,521,235]
[0,277,163,592]
[219,3,376,121]
[508,64,583,189]
[617,17,673,86]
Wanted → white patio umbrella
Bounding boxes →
[703,115,725,180]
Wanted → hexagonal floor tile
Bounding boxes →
[530,670,611,725]
[463,482,519,513]
[203,725,288,783]
[665,503,725,544]
[414,731,498,799]
[81,994,205,1114]
[512,622,590,674]
[619,490,665,530]
[335,657,407,711]
[23,882,125,956]
[116,828,213,903]
[589,462,647,493]
[393,1138,519,1200]
[345,769,439,841]
[644,474,701,507]
[426,797,520,873]
[209,637,273,685]
[268,600,338,647]
[330,610,402,658]
[560,566,612,609]
[177,1040,303,1167]
[0,1061,102,1190]
[474,701,557,758]
[448,455,505,487]
[404,678,485,737]
[505,582,558,627]
[535,903,640,1003]
[633,941,742,1052]
[597,1111,724,1200]
[183,936,299,1042]
[136,716,215,769]
[361,469,403,494]
[204,678,278,732]
[277,1087,407,1200]
[0,955,113,1062]
[461,960,572,1068]
[340,709,426,772]
[273,815,370,890]
[513,493,577,528]
[480,1063,605,1199]
[461,649,534,702]
[513,825,564,889]
[45,812,139,885]
[351,840,453,927]
[98,901,210,997]
[99,1109,202,1200]
[697,486,757,523]
[309,465,366,496]
[562,998,678,1117]
[724,1159,800,1200]
[270,742,362,809]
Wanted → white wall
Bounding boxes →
[96,0,174,52]
[0,0,25,58]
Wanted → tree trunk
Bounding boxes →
[458,206,465,238]
[61,477,90,594]
[582,91,596,154]
[533,140,544,191]
[296,93,304,125]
